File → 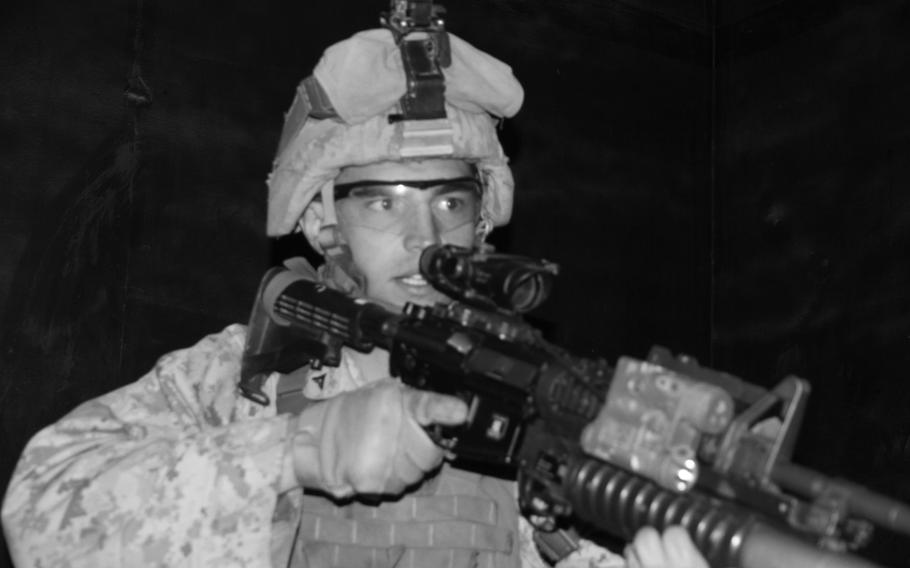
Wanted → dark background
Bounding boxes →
[2,0,909,565]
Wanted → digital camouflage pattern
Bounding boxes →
[2,325,623,567]
[3,325,296,567]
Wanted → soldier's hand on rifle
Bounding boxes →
[624,526,710,568]
[287,378,468,498]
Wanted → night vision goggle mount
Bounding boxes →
[381,0,451,122]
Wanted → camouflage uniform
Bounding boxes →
[3,325,623,568]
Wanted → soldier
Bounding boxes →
[3,9,710,568]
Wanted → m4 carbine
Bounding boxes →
[240,244,910,568]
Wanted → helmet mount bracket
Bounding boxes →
[381,0,451,123]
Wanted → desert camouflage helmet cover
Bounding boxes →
[266,28,524,236]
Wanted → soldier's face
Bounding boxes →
[332,159,480,308]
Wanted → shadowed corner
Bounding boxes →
[0,114,142,485]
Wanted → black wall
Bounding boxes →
[716,0,910,493]
[714,2,910,562]
[2,0,908,566]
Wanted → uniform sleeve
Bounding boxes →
[2,324,297,568]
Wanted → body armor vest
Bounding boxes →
[277,370,521,568]
[289,465,520,568]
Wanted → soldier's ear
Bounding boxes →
[300,201,326,255]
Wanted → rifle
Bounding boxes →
[239,244,910,568]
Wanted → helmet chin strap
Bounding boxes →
[308,184,369,297]
[474,214,493,247]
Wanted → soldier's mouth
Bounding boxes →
[399,274,429,287]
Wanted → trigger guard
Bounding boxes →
[424,423,459,453]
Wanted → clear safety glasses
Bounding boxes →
[333,177,482,235]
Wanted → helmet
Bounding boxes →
[266,28,524,238]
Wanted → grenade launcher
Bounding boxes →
[239,244,910,568]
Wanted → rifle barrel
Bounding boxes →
[741,522,885,568]
[773,463,910,537]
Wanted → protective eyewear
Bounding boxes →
[333,177,482,234]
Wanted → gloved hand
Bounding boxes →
[288,378,468,498]
[624,526,710,568]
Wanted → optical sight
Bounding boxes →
[419,244,559,314]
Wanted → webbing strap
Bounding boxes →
[276,368,312,415]
[298,516,513,553]
[303,493,498,525]
[299,542,491,568]
[276,76,337,159]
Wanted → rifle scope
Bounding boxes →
[419,244,559,314]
